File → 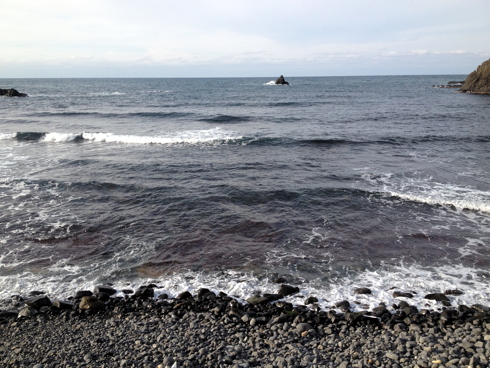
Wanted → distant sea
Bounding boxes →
[1,76,489,311]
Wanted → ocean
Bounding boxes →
[0,76,489,311]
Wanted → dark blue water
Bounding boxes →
[1,76,489,310]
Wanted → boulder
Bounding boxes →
[79,296,105,310]
[275,75,289,85]
[197,288,211,298]
[305,296,318,305]
[459,58,490,94]
[393,291,414,299]
[354,287,372,295]
[296,322,313,333]
[133,286,154,299]
[94,286,117,296]
[335,300,351,312]
[424,293,450,302]
[74,290,93,299]
[0,88,28,97]
[263,293,282,301]
[246,295,270,305]
[18,307,38,318]
[277,284,299,297]
[176,291,192,300]
[25,295,52,309]
[95,292,110,302]
[51,300,74,310]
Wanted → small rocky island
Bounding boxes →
[459,58,490,94]
[0,88,28,97]
[275,75,289,85]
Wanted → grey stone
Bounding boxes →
[25,295,52,309]
[296,323,313,333]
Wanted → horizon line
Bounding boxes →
[0,73,468,79]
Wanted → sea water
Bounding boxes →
[0,76,489,311]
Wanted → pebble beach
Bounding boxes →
[1,284,489,368]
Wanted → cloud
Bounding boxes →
[1,0,489,77]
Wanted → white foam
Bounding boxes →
[387,186,490,213]
[1,260,488,313]
[43,133,82,142]
[263,81,277,85]
[359,170,490,214]
[0,133,16,140]
[81,127,241,145]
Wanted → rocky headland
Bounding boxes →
[1,284,489,368]
[0,88,28,97]
[459,58,490,94]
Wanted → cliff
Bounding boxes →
[459,58,490,94]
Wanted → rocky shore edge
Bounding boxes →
[1,284,489,368]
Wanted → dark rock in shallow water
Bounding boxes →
[371,306,389,317]
[28,291,46,296]
[305,296,318,305]
[176,291,192,300]
[246,295,270,305]
[425,293,450,302]
[275,75,289,85]
[0,88,28,97]
[402,305,419,316]
[335,300,351,312]
[471,304,489,312]
[197,288,211,298]
[277,284,299,297]
[445,289,463,295]
[393,291,414,298]
[433,81,464,88]
[263,293,282,301]
[354,287,372,295]
[94,286,117,296]
[398,300,410,309]
[273,276,288,283]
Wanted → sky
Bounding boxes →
[1,0,489,78]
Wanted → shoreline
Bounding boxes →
[1,285,489,367]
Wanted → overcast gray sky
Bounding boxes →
[1,0,489,77]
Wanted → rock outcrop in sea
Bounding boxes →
[459,58,490,94]
[0,88,28,97]
[275,75,289,85]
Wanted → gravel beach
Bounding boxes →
[1,285,489,368]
